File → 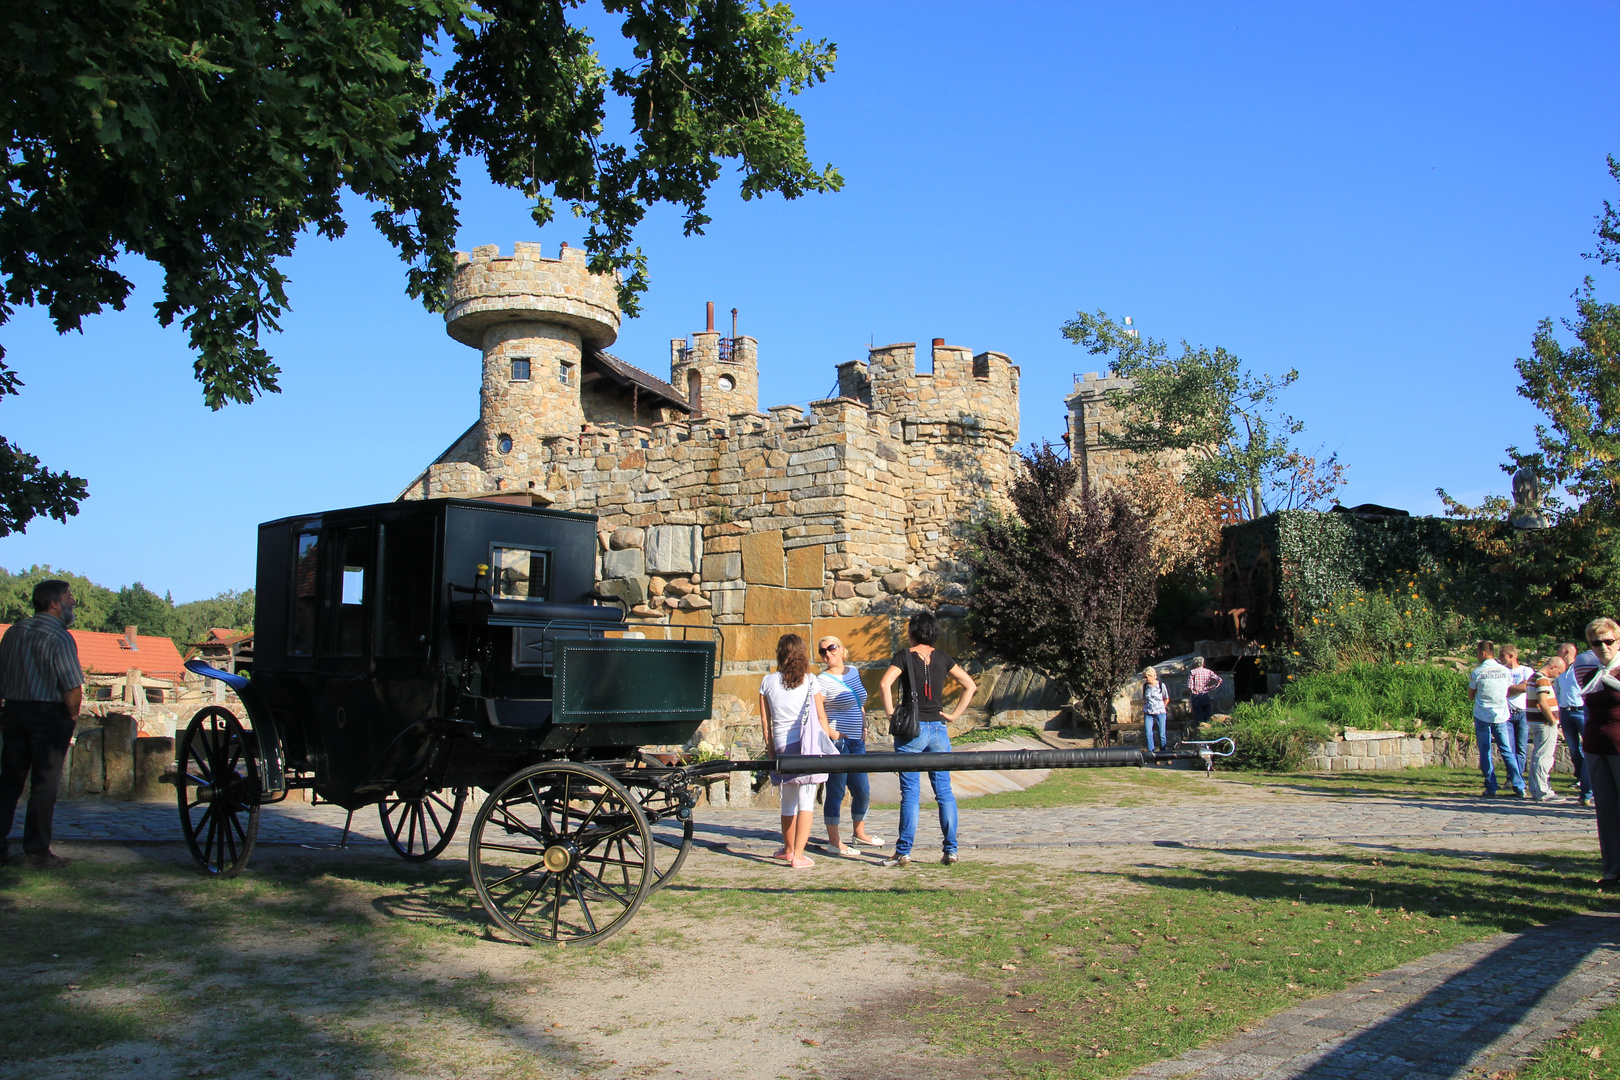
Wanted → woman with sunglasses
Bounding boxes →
[816,636,883,856]
[1575,616,1620,890]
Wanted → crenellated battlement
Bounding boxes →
[859,339,1019,442]
[446,241,621,349]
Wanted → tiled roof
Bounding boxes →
[0,624,189,681]
[588,350,691,412]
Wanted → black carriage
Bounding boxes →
[178,496,722,945]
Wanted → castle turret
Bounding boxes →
[668,302,758,419]
[444,242,621,477]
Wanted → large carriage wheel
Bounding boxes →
[469,763,654,946]
[379,787,467,862]
[176,706,261,877]
[631,785,694,893]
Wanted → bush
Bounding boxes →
[1206,713,1334,772]
[1236,662,1473,736]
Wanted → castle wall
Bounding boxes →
[407,244,1028,744]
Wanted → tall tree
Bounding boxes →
[0,0,841,533]
[967,442,1157,742]
[1062,310,1330,520]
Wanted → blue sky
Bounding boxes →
[3,1,1618,602]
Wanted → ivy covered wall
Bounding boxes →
[1218,511,1505,644]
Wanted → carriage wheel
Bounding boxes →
[469,763,654,946]
[632,785,694,893]
[176,706,261,877]
[379,787,467,862]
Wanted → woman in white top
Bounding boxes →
[760,633,838,869]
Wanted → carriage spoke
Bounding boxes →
[573,862,632,909]
[485,858,550,892]
[569,874,599,934]
[510,870,555,925]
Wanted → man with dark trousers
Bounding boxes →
[0,580,84,869]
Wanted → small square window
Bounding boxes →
[510,358,531,381]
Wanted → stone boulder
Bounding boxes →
[647,524,702,575]
[609,526,645,550]
[602,547,646,579]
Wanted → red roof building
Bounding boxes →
[0,624,188,682]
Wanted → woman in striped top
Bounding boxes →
[817,636,883,856]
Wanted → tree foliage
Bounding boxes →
[1061,310,1342,520]
[966,442,1158,741]
[0,564,252,649]
[0,0,841,533]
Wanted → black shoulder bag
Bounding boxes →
[888,650,923,741]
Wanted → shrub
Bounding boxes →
[1235,662,1473,735]
[1206,713,1334,772]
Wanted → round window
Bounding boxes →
[497,433,513,454]
[717,374,736,392]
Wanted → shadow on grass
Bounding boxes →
[0,847,570,1077]
[1125,850,1620,1077]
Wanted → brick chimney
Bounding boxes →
[124,625,139,650]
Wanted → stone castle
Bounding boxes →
[400,241,1114,725]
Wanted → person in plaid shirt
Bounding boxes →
[1186,656,1223,729]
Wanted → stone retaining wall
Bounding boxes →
[1302,728,1581,774]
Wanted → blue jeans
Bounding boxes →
[1509,709,1530,765]
[823,736,870,824]
[895,721,958,857]
[1560,707,1588,796]
[1144,713,1167,752]
[1190,693,1213,727]
[1475,718,1525,795]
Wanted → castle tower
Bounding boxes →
[444,242,621,477]
[668,302,759,420]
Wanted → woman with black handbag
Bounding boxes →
[877,612,977,867]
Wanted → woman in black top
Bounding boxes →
[878,612,977,867]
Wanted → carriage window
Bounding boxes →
[335,525,372,655]
[379,519,435,655]
[492,546,549,600]
[290,531,319,655]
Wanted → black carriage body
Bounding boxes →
[249,498,714,809]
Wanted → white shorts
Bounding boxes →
[779,782,817,814]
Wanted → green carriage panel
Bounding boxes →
[554,638,716,748]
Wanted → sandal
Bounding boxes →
[789,855,816,869]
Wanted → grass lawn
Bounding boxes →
[1227,764,1587,801]
[1518,999,1620,1080]
[2,841,1612,1079]
[871,762,1232,811]
[661,844,1617,1077]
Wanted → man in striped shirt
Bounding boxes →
[0,579,85,869]
[1186,656,1223,729]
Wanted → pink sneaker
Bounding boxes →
[771,846,789,860]
[789,855,815,869]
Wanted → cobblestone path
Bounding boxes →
[1127,912,1620,1080]
[34,788,1600,849]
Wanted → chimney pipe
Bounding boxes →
[731,307,738,339]
[932,338,946,348]
[125,625,138,650]
[706,302,714,333]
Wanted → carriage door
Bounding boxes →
[316,522,376,796]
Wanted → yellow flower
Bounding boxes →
[1292,651,1301,656]
[1405,642,1413,647]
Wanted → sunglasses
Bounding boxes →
[819,644,842,654]
[1595,638,1618,647]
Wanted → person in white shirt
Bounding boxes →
[1556,641,1593,805]
[1502,644,1536,769]
[1468,640,1526,797]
